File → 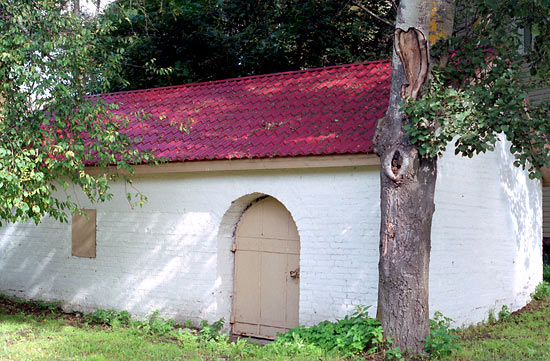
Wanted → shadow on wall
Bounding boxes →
[498,136,543,304]
[0,168,382,329]
[428,138,541,326]
[0,190,294,329]
[0,208,227,324]
[0,220,70,298]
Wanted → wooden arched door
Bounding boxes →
[231,197,300,339]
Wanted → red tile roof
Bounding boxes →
[97,59,391,162]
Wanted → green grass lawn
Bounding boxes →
[453,298,550,361]
[2,294,550,360]
[0,312,347,360]
[0,295,346,361]
[0,314,193,360]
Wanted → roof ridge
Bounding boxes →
[95,59,391,98]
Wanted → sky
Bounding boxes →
[80,0,116,16]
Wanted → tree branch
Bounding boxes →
[352,1,394,27]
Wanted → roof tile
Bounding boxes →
[95,60,391,162]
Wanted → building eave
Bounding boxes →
[86,154,380,176]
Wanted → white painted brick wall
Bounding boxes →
[431,138,542,325]
[0,139,541,329]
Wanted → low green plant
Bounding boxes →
[424,311,460,359]
[274,305,383,357]
[531,282,550,300]
[264,337,326,358]
[182,319,196,328]
[498,305,511,322]
[198,318,225,341]
[544,264,550,283]
[487,309,497,324]
[132,310,176,336]
[34,300,63,315]
[85,308,131,327]
[385,344,405,360]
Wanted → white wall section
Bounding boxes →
[0,141,541,329]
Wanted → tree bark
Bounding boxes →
[375,0,455,354]
[73,0,80,16]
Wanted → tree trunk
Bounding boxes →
[73,0,80,16]
[375,0,455,354]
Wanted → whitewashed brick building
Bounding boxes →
[0,60,542,338]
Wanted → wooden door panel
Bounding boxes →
[286,254,300,328]
[232,322,259,337]
[233,197,300,339]
[236,203,262,237]
[260,252,287,328]
[259,325,287,339]
[262,198,292,239]
[234,250,260,324]
[235,236,260,251]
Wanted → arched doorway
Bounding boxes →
[231,196,300,339]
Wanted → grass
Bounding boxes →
[0,295,346,361]
[0,316,192,360]
[0,314,345,360]
[452,297,550,361]
[3,292,550,360]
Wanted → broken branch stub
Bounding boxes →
[382,146,415,183]
[394,28,429,102]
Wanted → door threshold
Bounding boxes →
[229,334,273,345]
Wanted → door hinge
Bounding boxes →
[231,243,237,253]
[230,315,235,324]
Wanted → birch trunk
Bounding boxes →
[73,0,80,16]
[375,0,456,354]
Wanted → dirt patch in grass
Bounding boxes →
[0,294,88,328]
[0,295,57,316]
[510,298,550,317]
[458,298,550,343]
[454,298,550,361]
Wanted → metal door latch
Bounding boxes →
[289,268,300,279]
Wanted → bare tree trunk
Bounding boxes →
[375,0,455,354]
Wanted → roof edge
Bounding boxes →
[93,59,391,98]
[86,154,381,175]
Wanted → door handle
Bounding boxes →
[289,268,300,279]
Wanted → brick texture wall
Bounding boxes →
[0,139,541,328]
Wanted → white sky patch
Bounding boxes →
[80,0,116,16]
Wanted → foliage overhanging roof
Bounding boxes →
[96,59,391,162]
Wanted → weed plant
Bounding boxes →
[498,305,511,321]
[544,264,550,282]
[85,308,131,327]
[13,293,550,361]
[424,311,460,359]
[273,305,384,357]
[531,281,550,300]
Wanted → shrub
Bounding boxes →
[198,318,225,341]
[84,309,131,327]
[274,305,383,357]
[531,282,550,300]
[498,305,511,322]
[131,310,177,336]
[544,264,550,283]
[385,344,405,360]
[34,300,63,315]
[424,311,460,358]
